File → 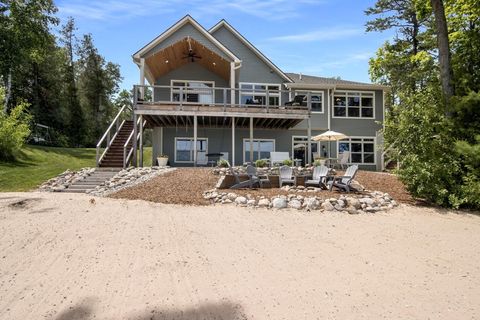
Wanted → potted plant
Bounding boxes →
[157,154,169,166]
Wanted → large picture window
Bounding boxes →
[338,137,375,164]
[175,137,208,163]
[240,83,281,106]
[171,80,214,104]
[294,91,323,112]
[333,91,374,118]
[243,139,275,163]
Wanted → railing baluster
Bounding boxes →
[307,92,312,112]
[179,87,183,110]
[266,89,269,113]
[223,88,227,112]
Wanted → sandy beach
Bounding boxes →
[1,192,479,319]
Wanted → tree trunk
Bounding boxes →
[430,0,454,103]
[4,71,12,113]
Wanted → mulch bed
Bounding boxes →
[110,168,414,206]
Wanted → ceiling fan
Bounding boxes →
[182,37,202,62]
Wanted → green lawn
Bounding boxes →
[0,145,154,192]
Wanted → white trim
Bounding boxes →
[284,83,389,91]
[170,79,215,102]
[209,20,292,82]
[327,88,331,129]
[174,137,208,163]
[336,136,377,165]
[242,138,275,164]
[332,90,376,119]
[239,82,282,106]
[133,15,240,63]
[293,90,324,114]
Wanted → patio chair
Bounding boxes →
[332,151,350,170]
[327,165,359,192]
[196,151,208,166]
[228,163,258,189]
[279,165,296,187]
[270,152,290,166]
[246,165,271,188]
[305,165,329,189]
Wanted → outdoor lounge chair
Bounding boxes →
[331,151,350,170]
[305,165,329,189]
[246,165,271,188]
[327,165,359,192]
[270,152,290,166]
[229,163,262,189]
[279,165,296,187]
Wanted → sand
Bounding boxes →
[0,192,479,320]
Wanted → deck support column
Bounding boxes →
[133,113,138,167]
[139,58,145,100]
[231,116,235,166]
[139,115,143,167]
[307,117,312,165]
[230,62,235,106]
[193,115,198,167]
[249,117,254,164]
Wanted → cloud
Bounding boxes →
[269,27,364,42]
[57,0,326,22]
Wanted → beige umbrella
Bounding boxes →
[312,130,348,159]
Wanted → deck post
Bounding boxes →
[231,117,235,166]
[307,117,312,165]
[139,58,145,100]
[193,115,198,167]
[249,117,254,164]
[133,113,138,167]
[139,115,143,168]
[230,62,235,107]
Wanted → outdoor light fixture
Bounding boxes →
[165,60,169,64]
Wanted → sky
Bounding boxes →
[54,0,394,91]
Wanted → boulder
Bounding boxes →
[304,197,321,210]
[288,199,302,210]
[346,206,359,214]
[272,197,287,209]
[322,201,335,211]
[346,197,362,209]
[247,199,257,207]
[234,196,247,205]
[257,198,270,208]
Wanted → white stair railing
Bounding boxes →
[96,105,129,167]
[123,117,146,168]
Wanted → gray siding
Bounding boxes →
[153,63,229,103]
[144,23,230,61]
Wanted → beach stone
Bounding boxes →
[247,199,256,206]
[322,201,335,211]
[227,193,237,201]
[288,199,302,210]
[304,198,321,210]
[258,198,270,208]
[346,197,361,209]
[346,206,359,214]
[360,197,374,205]
[334,204,344,211]
[337,200,345,207]
[272,197,287,209]
[234,196,247,205]
[223,199,233,204]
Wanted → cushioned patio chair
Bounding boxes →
[279,165,296,187]
[305,165,329,189]
[327,165,359,192]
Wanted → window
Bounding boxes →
[338,137,375,164]
[294,91,323,112]
[240,83,281,106]
[243,139,275,162]
[171,80,214,104]
[333,91,374,118]
[292,136,319,166]
[175,137,208,163]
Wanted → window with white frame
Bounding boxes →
[338,137,375,164]
[294,91,323,112]
[171,80,214,104]
[333,91,374,118]
[175,137,208,162]
[243,139,275,162]
[240,83,281,106]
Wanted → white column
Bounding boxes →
[327,88,331,130]
[249,117,254,163]
[139,58,145,99]
[139,115,143,167]
[133,113,138,167]
[230,62,235,106]
[231,117,235,166]
[307,118,312,165]
[193,115,198,167]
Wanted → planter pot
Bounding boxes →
[157,157,168,166]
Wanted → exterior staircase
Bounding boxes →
[99,120,134,168]
[63,168,119,193]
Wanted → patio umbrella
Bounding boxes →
[312,130,348,159]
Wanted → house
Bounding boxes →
[96,15,387,170]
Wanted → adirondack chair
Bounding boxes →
[331,151,350,170]
[327,165,359,192]
[305,165,329,189]
[228,163,261,189]
[246,165,271,188]
[270,152,290,166]
[278,165,296,187]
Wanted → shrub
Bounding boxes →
[282,159,293,166]
[217,159,229,167]
[255,159,267,168]
[313,160,322,166]
[0,89,32,160]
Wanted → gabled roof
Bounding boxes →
[209,20,293,83]
[133,15,240,63]
[285,73,388,90]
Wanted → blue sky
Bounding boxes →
[55,0,393,91]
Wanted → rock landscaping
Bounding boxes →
[87,166,175,196]
[38,167,96,192]
[202,189,398,213]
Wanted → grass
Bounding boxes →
[0,145,154,192]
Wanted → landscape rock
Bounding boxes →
[272,197,287,209]
[235,196,247,205]
[322,201,335,211]
[288,199,302,210]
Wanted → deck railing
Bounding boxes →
[133,84,313,113]
[123,117,146,168]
